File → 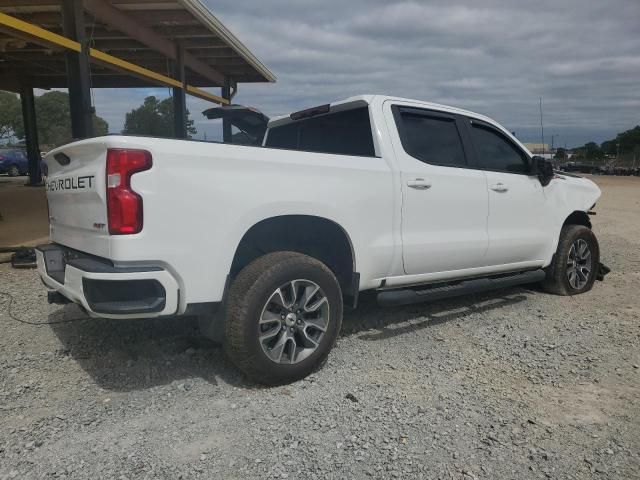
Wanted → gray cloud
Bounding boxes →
[93,0,640,147]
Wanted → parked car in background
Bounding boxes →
[559,161,596,174]
[0,148,28,176]
[0,148,48,178]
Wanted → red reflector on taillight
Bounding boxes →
[106,148,152,235]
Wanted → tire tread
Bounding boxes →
[225,251,342,385]
[542,224,599,296]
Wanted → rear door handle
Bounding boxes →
[490,182,509,192]
[407,178,432,190]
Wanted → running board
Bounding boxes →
[377,269,546,307]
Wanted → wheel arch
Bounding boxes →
[545,210,593,267]
[229,215,357,298]
[563,210,592,229]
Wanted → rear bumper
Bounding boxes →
[36,243,179,319]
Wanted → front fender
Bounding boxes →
[544,174,601,261]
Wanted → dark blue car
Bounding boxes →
[0,148,28,176]
[0,149,47,177]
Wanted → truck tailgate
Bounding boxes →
[44,140,110,258]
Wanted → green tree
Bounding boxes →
[554,147,567,161]
[11,91,108,147]
[585,142,604,161]
[123,95,196,138]
[616,126,640,154]
[600,126,640,157]
[0,90,21,140]
[600,139,617,156]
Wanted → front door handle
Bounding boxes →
[407,178,432,190]
[490,182,509,192]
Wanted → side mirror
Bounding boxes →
[531,156,554,186]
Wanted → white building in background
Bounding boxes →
[523,143,557,160]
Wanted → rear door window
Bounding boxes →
[265,107,376,157]
[394,108,467,167]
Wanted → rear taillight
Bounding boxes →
[106,148,152,235]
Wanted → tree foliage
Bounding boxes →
[601,126,640,155]
[554,147,567,160]
[123,96,196,138]
[573,142,604,162]
[0,91,21,140]
[573,125,640,163]
[1,90,108,147]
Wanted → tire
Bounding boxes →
[225,251,343,385]
[197,311,225,345]
[542,224,599,296]
[8,165,19,177]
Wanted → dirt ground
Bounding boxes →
[0,176,48,248]
[0,175,639,479]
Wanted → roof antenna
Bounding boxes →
[539,97,545,156]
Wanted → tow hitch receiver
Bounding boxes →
[596,262,611,281]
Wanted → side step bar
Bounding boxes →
[377,269,546,307]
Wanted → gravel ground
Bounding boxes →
[1,175,639,480]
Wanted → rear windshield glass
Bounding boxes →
[265,107,376,157]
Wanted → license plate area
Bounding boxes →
[42,247,66,284]
[38,244,97,284]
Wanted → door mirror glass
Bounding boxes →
[531,156,554,186]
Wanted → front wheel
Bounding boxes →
[225,251,343,385]
[8,165,20,177]
[542,224,600,295]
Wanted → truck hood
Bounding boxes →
[550,172,601,211]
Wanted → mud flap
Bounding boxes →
[596,262,611,281]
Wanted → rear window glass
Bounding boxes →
[265,107,375,157]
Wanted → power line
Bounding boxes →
[0,291,87,326]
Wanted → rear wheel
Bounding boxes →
[8,165,19,177]
[542,224,599,295]
[225,251,342,385]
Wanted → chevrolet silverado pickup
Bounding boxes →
[37,95,604,385]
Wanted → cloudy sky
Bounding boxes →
[91,0,640,147]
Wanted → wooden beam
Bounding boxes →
[7,11,63,26]
[2,72,158,88]
[0,11,229,104]
[83,0,226,86]
[93,39,229,52]
[63,0,94,138]
[93,26,218,40]
[182,47,235,56]
[74,49,246,65]
[0,11,78,51]
[126,9,195,25]
[0,1,60,11]
[172,42,186,138]
[20,82,42,184]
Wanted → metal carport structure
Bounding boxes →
[0,0,276,185]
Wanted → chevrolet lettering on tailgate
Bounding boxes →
[46,175,95,192]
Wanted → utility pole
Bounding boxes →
[539,97,545,156]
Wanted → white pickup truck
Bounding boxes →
[38,95,606,385]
